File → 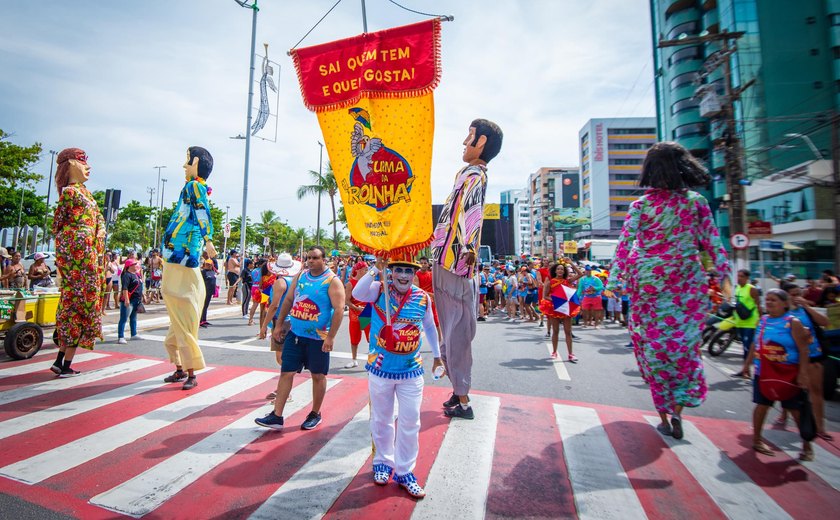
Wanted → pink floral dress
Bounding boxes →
[53,183,106,350]
[607,189,729,415]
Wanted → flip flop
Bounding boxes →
[816,432,834,441]
[799,450,815,462]
[753,442,775,456]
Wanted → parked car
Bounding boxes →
[22,251,57,276]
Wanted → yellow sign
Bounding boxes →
[483,203,500,220]
[563,240,578,254]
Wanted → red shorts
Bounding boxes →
[581,296,603,311]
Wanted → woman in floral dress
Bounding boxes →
[606,142,729,440]
[51,148,106,377]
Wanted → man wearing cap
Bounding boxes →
[352,254,442,498]
[255,245,345,431]
[431,118,503,420]
[259,253,303,400]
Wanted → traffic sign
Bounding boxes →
[223,223,231,238]
[759,239,783,251]
[263,237,270,246]
[730,233,749,250]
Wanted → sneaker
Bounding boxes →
[130,335,140,341]
[568,354,578,363]
[344,360,359,369]
[255,411,285,430]
[199,322,209,328]
[477,316,486,322]
[182,377,198,390]
[571,334,580,340]
[394,472,425,498]
[625,342,633,349]
[164,370,188,383]
[373,463,393,485]
[444,405,474,420]
[50,363,61,375]
[301,411,322,430]
[442,393,460,408]
[117,338,127,344]
[58,368,81,378]
[550,352,558,359]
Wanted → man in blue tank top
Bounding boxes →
[255,246,345,431]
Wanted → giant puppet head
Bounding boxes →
[388,252,421,294]
[55,148,90,192]
[462,118,503,165]
[184,146,213,182]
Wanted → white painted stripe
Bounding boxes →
[127,333,354,358]
[643,416,792,520]
[0,352,108,379]
[0,368,214,441]
[762,427,840,492]
[100,305,240,334]
[412,394,500,520]
[0,370,275,484]
[0,359,161,407]
[90,378,341,517]
[248,404,372,520]
[556,404,646,520]
[546,343,571,380]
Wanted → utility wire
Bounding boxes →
[290,0,344,51]
[386,0,453,20]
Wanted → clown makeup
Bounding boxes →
[391,265,415,293]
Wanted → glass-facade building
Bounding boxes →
[650,0,839,256]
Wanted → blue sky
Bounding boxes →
[0,0,654,231]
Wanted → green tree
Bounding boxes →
[0,187,48,229]
[0,130,46,228]
[297,162,340,251]
[108,219,144,252]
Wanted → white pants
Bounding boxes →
[369,372,424,476]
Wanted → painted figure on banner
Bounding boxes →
[160,146,216,391]
[51,148,106,377]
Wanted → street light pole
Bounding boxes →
[159,178,167,247]
[235,0,259,263]
[317,141,324,246]
[42,149,57,250]
[152,165,166,247]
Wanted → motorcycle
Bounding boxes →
[703,302,741,356]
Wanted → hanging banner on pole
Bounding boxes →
[290,19,441,256]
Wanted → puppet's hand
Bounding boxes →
[205,242,217,258]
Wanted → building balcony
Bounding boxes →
[676,133,710,152]
[665,7,701,38]
[702,6,719,32]
[671,106,705,128]
[664,0,697,16]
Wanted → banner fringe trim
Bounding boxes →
[351,233,434,259]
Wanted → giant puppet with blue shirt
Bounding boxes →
[160,146,216,391]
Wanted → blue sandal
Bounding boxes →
[394,472,426,498]
[373,463,393,485]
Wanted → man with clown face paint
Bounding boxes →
[352,253,442,499]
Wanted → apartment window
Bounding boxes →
[610,158,643,165]
[611,189,644,196]
[609,128,655,135]
[669,46,701,66]
[666,21,698,41]
[610,174,639,181]
[670,71,699,91]
[673,122,707,139]
[672,97,700,115]
[609,143,648,150]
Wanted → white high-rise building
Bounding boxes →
[501,189,530,256]
[578,118,656,238]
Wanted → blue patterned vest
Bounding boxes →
[289,269,335,340]
[366,285,429,380]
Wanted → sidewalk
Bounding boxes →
[99,297,242,334]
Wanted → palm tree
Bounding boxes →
[297,162,339,250]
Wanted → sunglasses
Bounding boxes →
[392,266,415,275]
[74,151,89,164]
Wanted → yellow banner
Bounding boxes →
[483,203,500,220]
[563,240,578,254]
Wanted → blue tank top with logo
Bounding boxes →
[289,269,335,340]
[789,307,821,358]
[366,285,429,380]
[754,314,798,375]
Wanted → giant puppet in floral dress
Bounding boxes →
[51,148,106,376]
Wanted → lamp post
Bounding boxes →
[159,178,167,247]
[316,141,324,246]
[235,0,259,264]
[152,165,166,247]
[42,149,57,250]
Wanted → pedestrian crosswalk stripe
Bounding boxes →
[90,377,342,517]
[0,358,161,406]
[248,405,372,520]
[556,404,647,520]
[762,426,840,491]
[413,394,501,520]
[0,352,108,379]
[545,342,571,380]
[0,367,212,442]
[643,416,792,520]
[0,370,275,484]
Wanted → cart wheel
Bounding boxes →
[52,329,58,345]
[4,322,44,360]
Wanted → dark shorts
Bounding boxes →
[487,285,496,300]
[621,300,629,316]
[752,376,805,409]
[281,331,329,375]
[227,272,239,286]
[525,291,538,305]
